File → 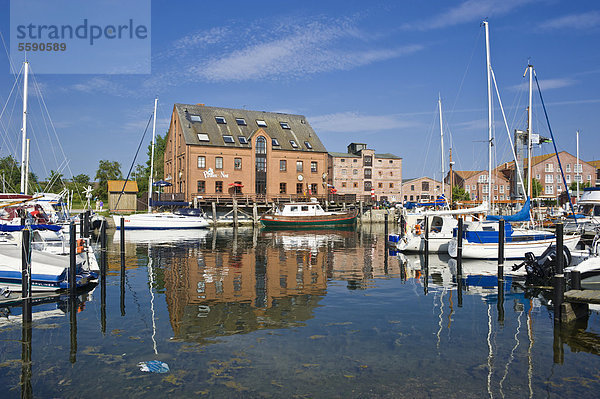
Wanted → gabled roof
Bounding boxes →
[587,160,600,168]
[108,180,138,193]
[402,176,444,184]
[173,103,327,153]
[452,170,484,180]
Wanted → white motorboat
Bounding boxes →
[113,211,210,230]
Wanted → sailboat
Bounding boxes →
[113,98,210,230]
[395,95,488,253]
[448,22,580,260]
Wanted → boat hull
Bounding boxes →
[396,233,451,253]
[260,210,358,228]
[113,213,210,230]
[448,234,580,259]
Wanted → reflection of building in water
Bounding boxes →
[162,231,331,342]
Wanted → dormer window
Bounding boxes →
[238,136,248,144]
[215,116,226,124]
[197,133,210,142]
[223,135,235,143]
[190,115,202,123]
[256,120,267,127]
[235,118,246,126]
[280,122,290,129]
[272,138,280,146]
[290,140,298,148]
[304,141,312,149]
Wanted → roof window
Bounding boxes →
[235,118,246,126]
[197,133,210,142]
[290,140,298,148]
[238,136,248,144]
[190,115,202,123]
[304,141,312,149]
[223,135,235,143]
[256,119,267,127]
[215,116,226,124]
[280,122,290,129]
[272,138,280,146]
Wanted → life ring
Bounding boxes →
[414,224,422,235]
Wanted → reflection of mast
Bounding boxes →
[500,307,524,394]
[527,300,534,399]
[486,304,493,399]
[436,288,446,350]
[148,246,158,355]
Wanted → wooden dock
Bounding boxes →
[564,290,600,304]
[557,289,600,323]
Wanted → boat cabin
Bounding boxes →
[276,202,327,217]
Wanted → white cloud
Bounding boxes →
[70,78,137,97]
[309,111,420,133]
[509,78,577,91]
[401,0,536,31]
[538,11,600,30]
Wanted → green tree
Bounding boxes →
[147,132,166,181]
[0,155,21,192]
[94,160,122,200]
[134,163,149,197]
[569,181,590,192]
[452,186,471,202]
[531,178,542,198]
[45,170,64,193]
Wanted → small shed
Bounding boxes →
[108,180,139,212]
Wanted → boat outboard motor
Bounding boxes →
[512,244,572,285]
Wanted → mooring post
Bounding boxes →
[571,270,582,290]
[69,294,78,364]
[233,197,238,227]
[20,302,33,398]
[69,222,77,294]
[457,217,463,277]
[83,210,90,238]
[253,202,258,225]
[400,213,405,238]
[79,213,84,238]
[100,222,107,334]
[424,216,429,254]
[498,219,505,324]
[212,201,217,226]
[384,213,389,249]
[554,222,565,323]
[359,200,363,224]
[21,228,32,324]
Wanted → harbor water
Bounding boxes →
[1,226,600,398]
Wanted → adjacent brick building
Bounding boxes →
[447,170,512,202]
[328,143,402,202]
[401,177,449,202]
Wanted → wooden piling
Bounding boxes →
[83,210,90,238]
[384,213,389,248]
[69,222,77,294]
[554,222,565,323]
[233,197,238,227]
[253,202,258,225]
[424,216,429,254]
[456,217,463,277]
[498,219,505,281]
[212,201,217,225]
[571,270,582,290]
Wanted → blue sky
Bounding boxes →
[1,0,599,185]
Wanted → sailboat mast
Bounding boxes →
[20,61,29,194]
[527,65,533,198]
[148,97,158,213]
[438,94,445,201]
[576,130,580,201]
[484,21,493,206]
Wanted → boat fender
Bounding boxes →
[414,224,422,235]
[76,238,85,254]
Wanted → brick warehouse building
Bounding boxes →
[163,104,329,202]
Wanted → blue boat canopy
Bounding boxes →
[0,224,62,232]
[486,197,530,222]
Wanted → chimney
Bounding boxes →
[197,103,205,106]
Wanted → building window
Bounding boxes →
[545,174,553,183]
[341,159,346,163]
[215,116,226,124]
[494,195,498,200]
[364,156,372,166]
[410,185,415,191]
[215,181,223,193]
[353,159,357,163]
[256,119,267,127]
[389,183,394,188]
[311,161,317,173]
[566,164,571,172]
[272,138,280,146]
[296,183,303,194]
[545,163,554,172]
[482,184,489,194]
[256,157,266,172]
[575,164,582,173]
[353,169,358,175]
[378,182,383,188]
[197,156,206,169]
[290,140,298,148]
[304,141,312,149]
[575,175,583,182]
[256,136,267,154]
[342,182,347,188]
[478,175,487,183]
[365,169,372,179]
[465,186,470,192]
[197,180,205,193]
[353,182,358,188]
[197,133,210,142]
[364,181,372,191]
[238,136,248,144]
[310,184,318,194]
[235,118,246,126]
[494,185,498,191]
[500,185,504,193]
[234,158,242,170]
[545,185,554,194]
[341,169,347,176]
[389,160,393,164]
[390,171,393,176]
[280,122,290,129]
[279,183,287,194]
[296,161,303,172]
[190,115,202,123]
[588,174,592,181]
[280,160,287,171]
[422,181,429,191]
[410,195,414,201]
[223,135,234,143]
[566,175,571,183]
[215,157,223,169]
